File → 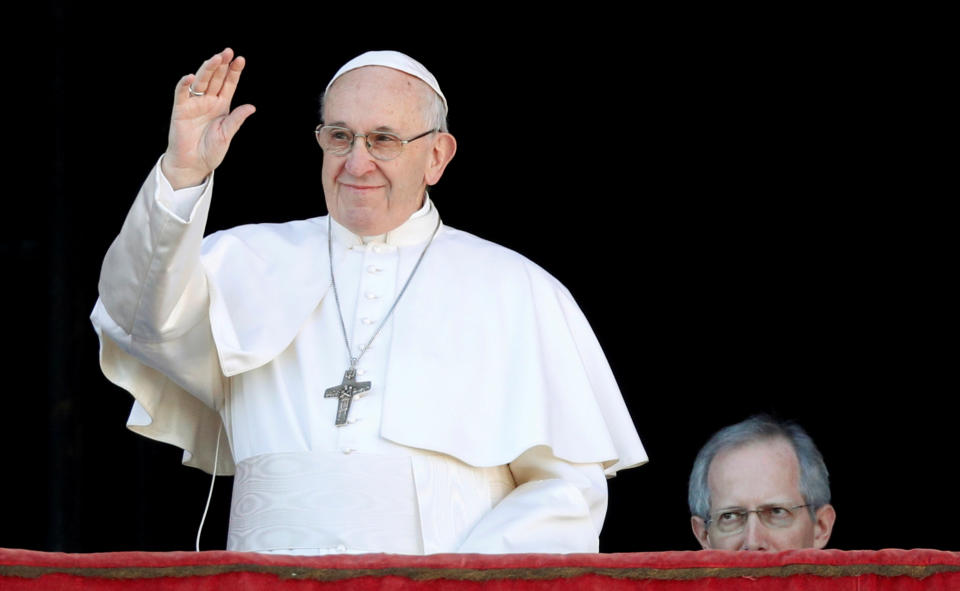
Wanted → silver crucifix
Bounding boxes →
[324,367,372,426]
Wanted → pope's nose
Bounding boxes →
[343,138,377,176]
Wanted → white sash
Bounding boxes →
[228,451,514,555]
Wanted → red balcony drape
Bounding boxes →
[2,547,958,590]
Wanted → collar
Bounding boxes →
[329,196,441,248]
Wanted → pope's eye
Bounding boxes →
[719,511,742,522]
[372,134,399,144]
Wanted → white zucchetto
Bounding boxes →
[325,50,447,112]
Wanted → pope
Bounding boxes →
[91,48,647,554]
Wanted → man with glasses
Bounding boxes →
[91,48,646,554]
[688,415,836,551]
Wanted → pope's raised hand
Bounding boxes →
[161,48,256,190]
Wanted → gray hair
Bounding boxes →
[688,414,831,521]
[424,88,449,133]
[319,82,449,133]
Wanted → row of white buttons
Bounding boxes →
[340,254,383,446]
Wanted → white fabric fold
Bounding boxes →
[199,214,646,475]
[457,445,607,553]
[93,159,647,479]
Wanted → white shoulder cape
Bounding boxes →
[94,174,647,477]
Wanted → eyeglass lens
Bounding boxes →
[316,126,405,160]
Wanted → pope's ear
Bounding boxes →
[425,132,457,186]
[691,516,711,550]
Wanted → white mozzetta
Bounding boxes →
[92,158,647,553]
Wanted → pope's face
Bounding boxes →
[321,66,451,236]
[691,438,835,551]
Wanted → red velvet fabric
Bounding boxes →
[2,548,958,590]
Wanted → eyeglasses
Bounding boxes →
[315,125,437,161]
[706,504,810,535]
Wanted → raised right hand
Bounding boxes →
[161,48,256,190]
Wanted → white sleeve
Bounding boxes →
[456,446,607,553]
[155,164,209,222]
[93,157,226,413]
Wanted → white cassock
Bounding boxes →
[91,159,648,555]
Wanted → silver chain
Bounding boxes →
[327,215,442,369]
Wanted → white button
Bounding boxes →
[356,368,367,376]
[336,545,347,552]
[373,245,383,254]
[346,417,360,424]
[361,317,375,325]
[341,447,355,454]
[365,292,379,300]
[367,265,382,274]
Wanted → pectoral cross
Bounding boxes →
[324,367,372,426]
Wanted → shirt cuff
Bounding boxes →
[155,156,209,222]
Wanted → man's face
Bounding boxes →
[321,66,453,236]
[691,438,835,551]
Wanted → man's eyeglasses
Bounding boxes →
[315,125,437,161]
[706,504,810,535]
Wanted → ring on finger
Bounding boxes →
[188,85,206,97]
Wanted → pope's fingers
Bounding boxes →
[188,56,218,96]
[174,74,197,103]
[206,57,233,98]
[188,48,233,95]
[217,56,247,104]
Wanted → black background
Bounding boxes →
[3,5,953,554]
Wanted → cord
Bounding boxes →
[195,423,222,552]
